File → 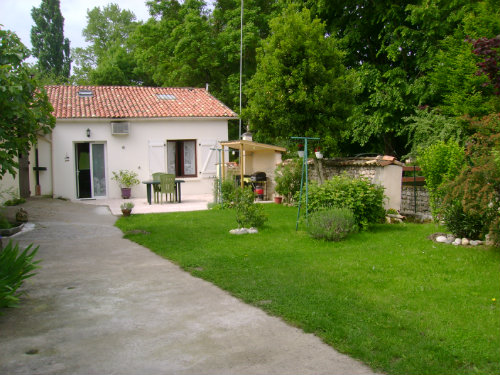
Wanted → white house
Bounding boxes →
[1,86,237,201]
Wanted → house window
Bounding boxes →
[167,140,197,177]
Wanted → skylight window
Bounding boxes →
[156,94,176,100]
[78,90,93,98]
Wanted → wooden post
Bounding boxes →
[240,144,244,188]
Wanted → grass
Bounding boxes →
[116,204,500,375]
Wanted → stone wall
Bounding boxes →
[308,158,402,210]
[400,185,431,216]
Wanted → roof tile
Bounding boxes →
[45,86,238,119]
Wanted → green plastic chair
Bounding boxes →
[160,173,176,203]
[152,172,164,203]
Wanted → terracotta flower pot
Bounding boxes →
[274,196,283,204]
[121,209,132,217]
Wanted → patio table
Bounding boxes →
[142,180,185,204]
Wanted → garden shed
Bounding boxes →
[219,138,286,200]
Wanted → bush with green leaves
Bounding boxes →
[443,201,487,239]
[0,241,40,309]
[307,207,358,241]
[233,187,267,228]
[305,175,386,230]
[442,114,500,245]
[274,159,302,203]
[417,140,465,219]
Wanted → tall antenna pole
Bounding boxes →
[239,0,243,139]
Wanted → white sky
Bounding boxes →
[0,0,151,52]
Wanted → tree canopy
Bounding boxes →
[244,5,353,153]
[30,0,71,80]
[0,27,55,177]
[54,0,500,157]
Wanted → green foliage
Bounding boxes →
[403,109,468,158]
[442,114,500,246]
[220,179,236,208]
[71,4,141,85]
[244,4,353,153]
[443,201,487,239]
[233,186,267,228]
[111,170,140,188]
[0,241,40,308]
[120,202,134,210]
[417,140,464,218]
[274,159,302,203]
[30,0,71,79]
[307,207,357,241]
[3,198,26,206]
[305,175,386,230]
[0,27,56,177]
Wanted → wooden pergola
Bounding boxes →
[219,140,287,188]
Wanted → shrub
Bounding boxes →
[0,241,40,309]
[305,175,386,230]
[307,207,357,241]
[417,140,465,219]
[233,187,267,228]
[443,201,487,239]
[111,170,140,188]
[221,179,237,208]
[274,159,302,203]
[442,114,500,246]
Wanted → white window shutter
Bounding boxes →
[199,139,219,178]
[148,141,166,177]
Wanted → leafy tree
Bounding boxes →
[442,114,500,244]
[133,0,216,87]
[30,0,71,80]
[417,140,465,218]
[71,3,141,85]
[0,28,55,177]
[211,0,280,110]
[244,5,353,154]
[469,35,500,94]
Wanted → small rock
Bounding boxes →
[229,228,248,235]
[445,238,454,244]
[453,238,462,246]
[461,238,469,246]
[435,236,447,243]
[477,240,483,245]
[470,240,478,246]
[247,227,258,234]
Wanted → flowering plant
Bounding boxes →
[297,143,304,150]
[315,147,321,152]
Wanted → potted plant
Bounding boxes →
[315,147,323,159]
[274,159,302,204]
[112,170,140,199]
[297,144,304,158]
[120,202,134,216]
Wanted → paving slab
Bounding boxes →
[0,198,379,375]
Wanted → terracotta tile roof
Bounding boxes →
[45,86,238,119]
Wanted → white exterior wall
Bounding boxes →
[51,118,228,200]
[373,164,402,210]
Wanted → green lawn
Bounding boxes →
[116,204,500,375]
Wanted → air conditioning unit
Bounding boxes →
[111,122,129,135]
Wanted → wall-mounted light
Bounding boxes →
[86,128,91,138]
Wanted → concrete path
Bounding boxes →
[0,198,378,375]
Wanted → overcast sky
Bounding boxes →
[0,0,151,52]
